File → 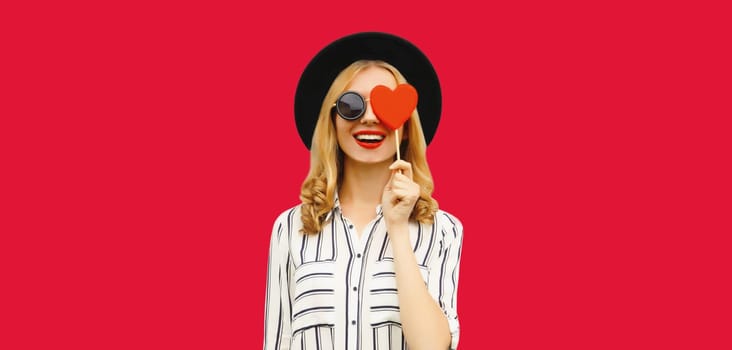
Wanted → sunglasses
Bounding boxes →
[332,91,371,121]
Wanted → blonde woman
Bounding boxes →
[264,32,463,350]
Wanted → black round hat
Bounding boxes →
[294,32,442,149]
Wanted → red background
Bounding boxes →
[2,1,731,349]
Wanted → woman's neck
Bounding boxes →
[339,158,392,209]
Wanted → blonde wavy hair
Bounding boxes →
[299,60,439,234]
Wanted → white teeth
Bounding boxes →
[355,134,384,141]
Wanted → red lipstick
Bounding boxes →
[353,130,386,149]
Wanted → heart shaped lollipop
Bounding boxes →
[370,84,418,130]
[370,84,418,160]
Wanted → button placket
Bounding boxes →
[347,219,362,332]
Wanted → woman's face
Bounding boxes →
[335,66,404,166]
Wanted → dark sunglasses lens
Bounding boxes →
[336,92,364,120]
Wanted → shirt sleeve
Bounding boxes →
[263,212,293,350]
[427,212,463,350]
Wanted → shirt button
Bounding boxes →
[356,253,362,258]
[349,224,354,229]
[351,320,356,325]
[353,286,357,291]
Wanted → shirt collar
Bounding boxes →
[324,192,341,222]
[324,191,383,222]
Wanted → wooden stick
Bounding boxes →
[395,128,401,161]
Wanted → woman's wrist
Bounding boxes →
[385,218,408,232]
[386,221,411,246]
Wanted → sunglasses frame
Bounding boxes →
[333,91,370,121]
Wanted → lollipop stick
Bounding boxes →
[394,128,404,175]
[395,128,401,161]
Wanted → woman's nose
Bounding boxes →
[360,101,379,124]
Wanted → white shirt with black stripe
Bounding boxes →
[263,197,463,350]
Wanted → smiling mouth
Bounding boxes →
[353,132,386,149]
[354,134,385,143]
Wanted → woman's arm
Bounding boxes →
[390,223,452,350]
[382,161,462,349]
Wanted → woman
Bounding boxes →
[264,32,463,350]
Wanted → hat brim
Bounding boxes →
[294,32,441,149]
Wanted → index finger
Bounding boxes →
[389,160,413,180]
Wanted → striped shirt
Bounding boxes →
[263,197,463,350]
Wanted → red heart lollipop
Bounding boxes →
[370,84,418,130]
